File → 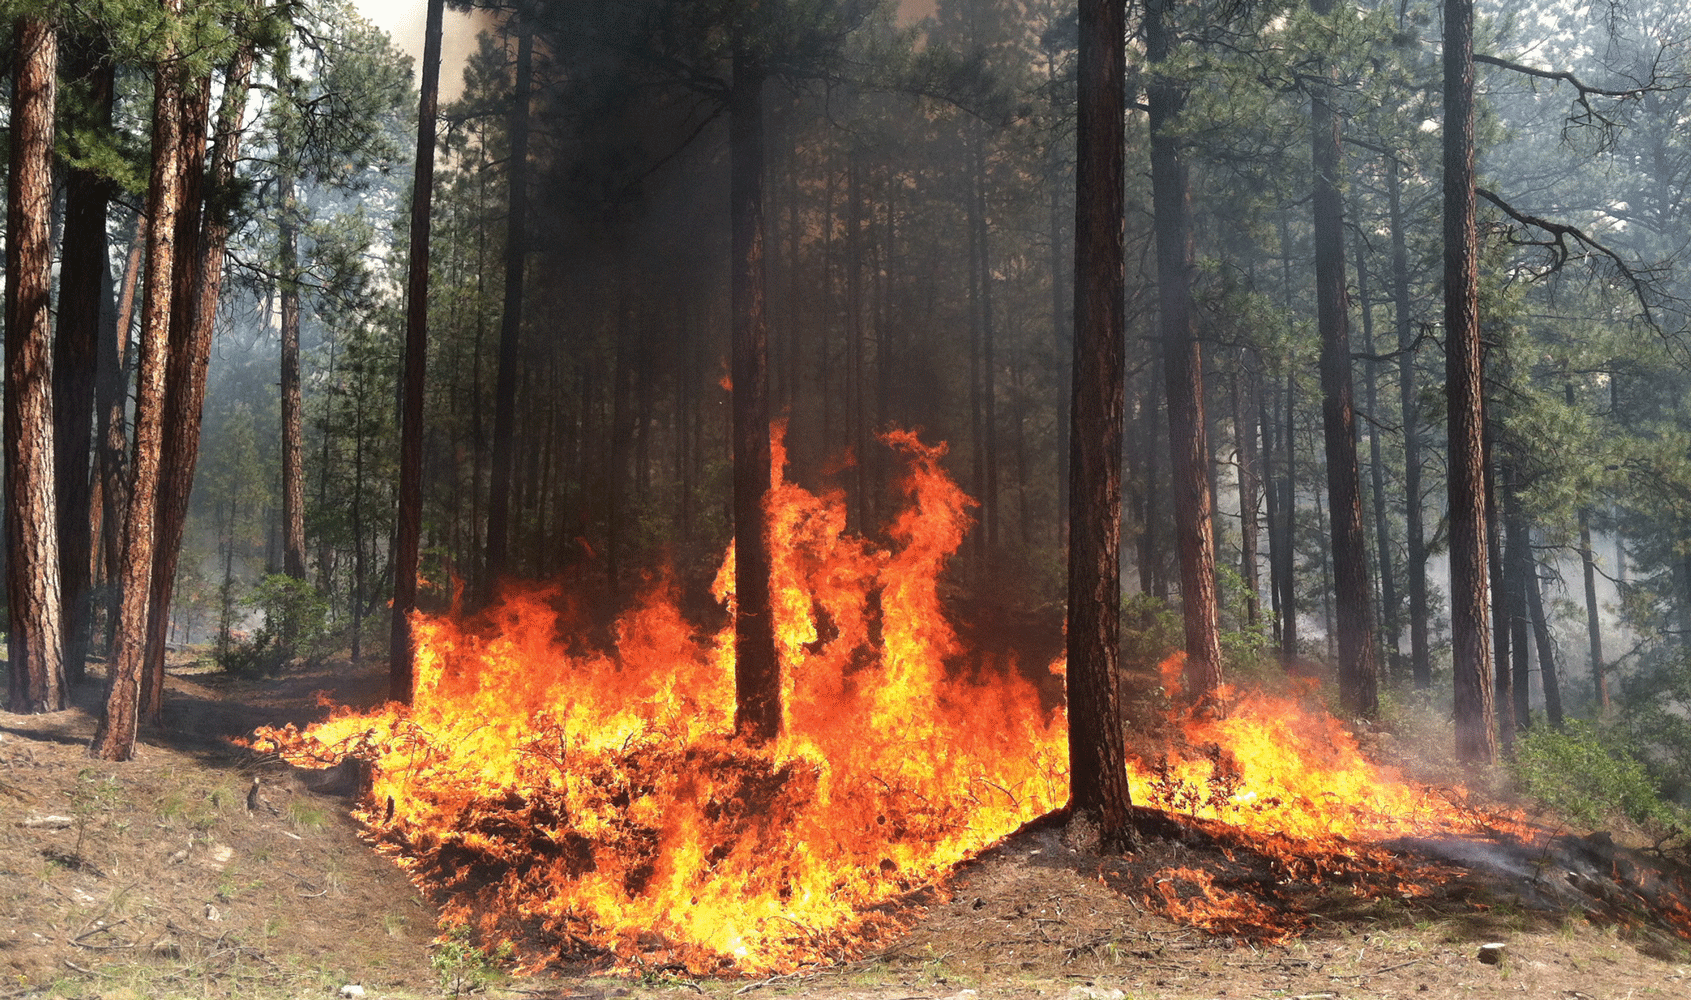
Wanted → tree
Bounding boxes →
[483,0,536,600]
[392,0,446,704]
[1144,0,1223,711]
[93,0,189,760]
[143,18,262,721]
[1444,0,1496,764]
[54,31,117,691]
[1066,0,1133,849]
[1306,0,1378,718]
[729,39,780,743]
[5,13,66,713]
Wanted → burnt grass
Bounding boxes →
[2,653,1689,1000]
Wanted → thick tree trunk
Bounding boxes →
[730,47,780,744]
[142,72,211,724]
[1388,160,1431,689]
[5,16,65,714]
[54,38,114,692]
[1067,0,1134,850]
[93,22,186,760]
[392,0,445,704]
[1444,0,1496,764]
[145,34,256,722]
[484,5,534,596]
[1146,0,1223,711]
[1308,26,1378,717]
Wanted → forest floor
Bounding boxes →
[3,653,1690,1000]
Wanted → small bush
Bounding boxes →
[217,574,331,676]
[1510,719,1690,837]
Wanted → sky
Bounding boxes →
[353,0,939,100]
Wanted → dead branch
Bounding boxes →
[1475,186,1657,324]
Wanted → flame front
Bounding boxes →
[257,427,1068,974]
[255,427,1551,972]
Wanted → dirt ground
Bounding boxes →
[3,656,1689,1000]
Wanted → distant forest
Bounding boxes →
[5,0,1691,799]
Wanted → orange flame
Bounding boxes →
[256,426,1066,974]
[255,427,1547,970]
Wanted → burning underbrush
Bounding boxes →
[252,428,1691,975]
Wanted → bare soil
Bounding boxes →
[3,655,1688,1000]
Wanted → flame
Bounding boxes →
[256,426,1066,974]
[254,426,1559,972]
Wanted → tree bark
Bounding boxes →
[1353,209,1398,678]
[1526,547,1564,727]
[54,36,114,692]
[1444,0,1496,764]
[484,3,534,597]
[141,71,211,724]
[5,16,65,714]
[730,45,780,744]
[1146,0,1223,711]
[93,15,186,760]
[1231,361,1260,627]
[1308,16,1378,717]
[1067,0,1134,850]
[392,0,445,704]
[145,31,257,722]
[277,62,307,583]
[1388,159,1431,689]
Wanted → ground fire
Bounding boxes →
[252,428,1691,975]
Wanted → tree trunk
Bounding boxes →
[1526,549,1564,727]
[1231,362,1260,627]
[1146,0,1223,711]
[4,16,65,714]
[278,122,306,582]
[1503,464,1531,730]
[54,36,114,692]
[1444,0,1496,764]
[1388,159,1431,689]
[142,71,212,724]
[145,33,257,721]
[484,4,534,597]
[1067,0,1134,850]
[391,0,445,704]
[92,19,186,760]
[730,45,779,744]
[1353,210,1398,679]
[1488,434,1512,754]
[1580,506,1607,711]
[1308,22,1378,717]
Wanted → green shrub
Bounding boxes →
[1510,719,1690,837]
[217,574,331,676]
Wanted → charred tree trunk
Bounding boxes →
[1067,0,1134,850]
[1444,0,1496,764]
[5,16,65,713]
[730,47,779,744]
[1146,0,1223,711]
[1308,29,1378,717]
[484,4,534,598]
[54,36,114,691]
[391,0,445,704]
[92,18,186,760]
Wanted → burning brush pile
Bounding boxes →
[253,428,1691,975]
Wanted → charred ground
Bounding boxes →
[2,654,1689,999]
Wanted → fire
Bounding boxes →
[254,426,1552,973]
[256,427,1067,974]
